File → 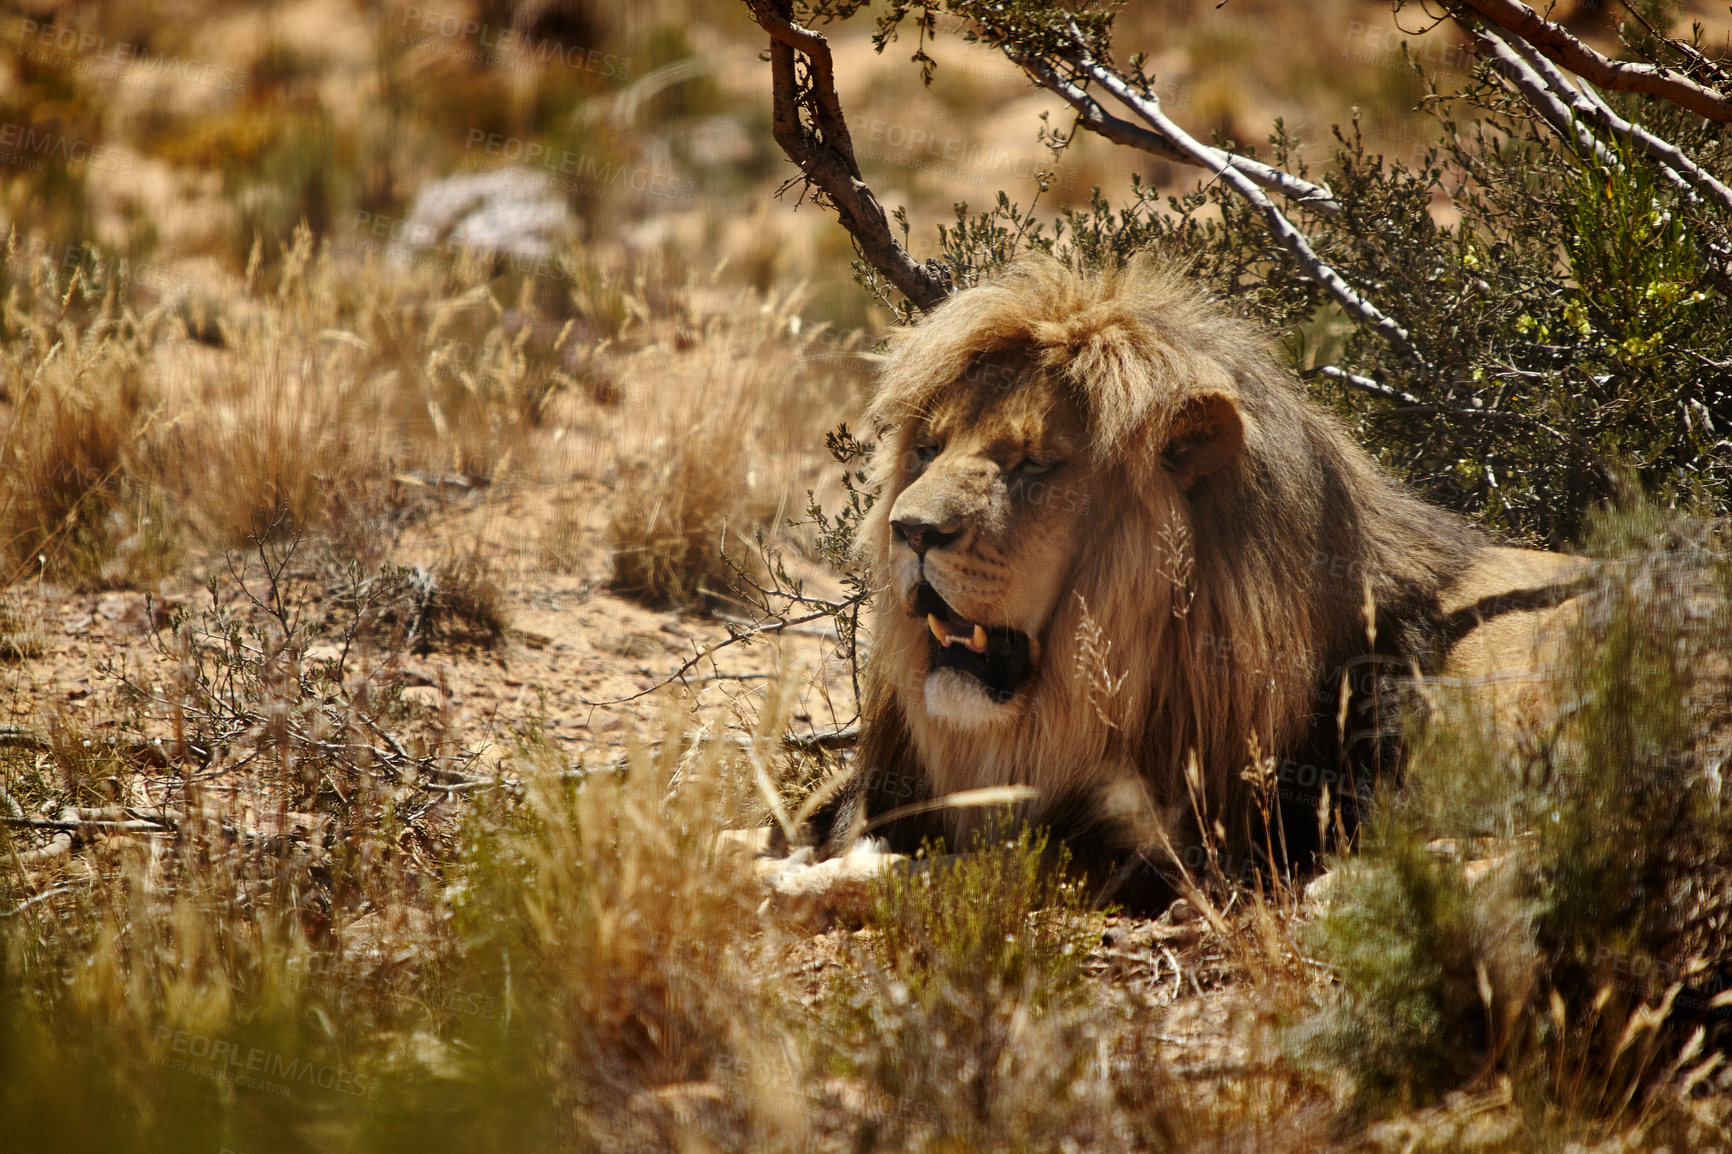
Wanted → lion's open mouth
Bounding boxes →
[912,582,1034,703]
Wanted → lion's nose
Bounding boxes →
[891,518,961,556]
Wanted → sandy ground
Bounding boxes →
[0,472,861,769]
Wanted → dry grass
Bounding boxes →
[0,264,168,589]
[1,197,1726,1154]
[0,648,1330,1152]
[1,228,700,591]
[605,287,865,608]
[1,1,1729,1149]
[6,490,1730,1151]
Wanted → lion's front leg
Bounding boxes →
[742,685,933,925]
[795,673,943,858]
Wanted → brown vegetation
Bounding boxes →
[2,0,1730,1150]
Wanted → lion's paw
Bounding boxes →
[724,832,902,927]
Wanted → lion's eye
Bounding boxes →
[1014,457,1058,477]
[908,441,941,472]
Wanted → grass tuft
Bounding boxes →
[817,823,1115,1150]
[606,420,767,608]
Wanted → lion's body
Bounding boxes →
[817,259,1586,907]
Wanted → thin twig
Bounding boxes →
[1305,365,1424,406]
[0,885,82,919]
[1497,30,1732,216]
[785,725,859,751]
[0,726,48,751]
[1472,26,1618,166]
[1004,46,1340,213]
[577,600,863,707]
[1,816,171,833]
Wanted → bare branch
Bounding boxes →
[576,597,864,708]
[1471,26,1619,165]
[1458,0,1732,122]
[1004,42,1340,213]
[1500,31,1732,217]
[1007,54,1193,164]
[1305,365,1424,406]
[786,725,858,751]
[746,0,953,311]
[1046,38,1423,362]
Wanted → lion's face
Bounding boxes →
[882,353,1104,727]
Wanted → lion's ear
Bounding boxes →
[1161,393,1243,490]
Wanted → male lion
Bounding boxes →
[805,257,1588,910]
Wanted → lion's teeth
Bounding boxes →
[929,612,989,652]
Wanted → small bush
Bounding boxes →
[606,421,768,607]
[0,266,172,588]
[604,290,846,609]
[0,538,468,1152]
[818,823,1115,1151]
[412,706,801,1151]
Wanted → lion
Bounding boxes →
[801,256,1591,911]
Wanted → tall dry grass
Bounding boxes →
[0,229,576,587]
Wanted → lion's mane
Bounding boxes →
[834,258,1494,897]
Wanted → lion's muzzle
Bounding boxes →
[912,581,1035,703]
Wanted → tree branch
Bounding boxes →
[1471,25,1619,166]
[1458,0,1732,122]
[1500,30,1732,217]
[1047,33,1422,363]
[746,0,954,311]
[1002,39,1340,213]
[576,597,862,708]
[1304,365,1423,406]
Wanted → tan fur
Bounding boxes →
[1435,548,1596,739]
[845,257,1579,877]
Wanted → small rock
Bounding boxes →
[400,685,445,709]
[387,168,577,268]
